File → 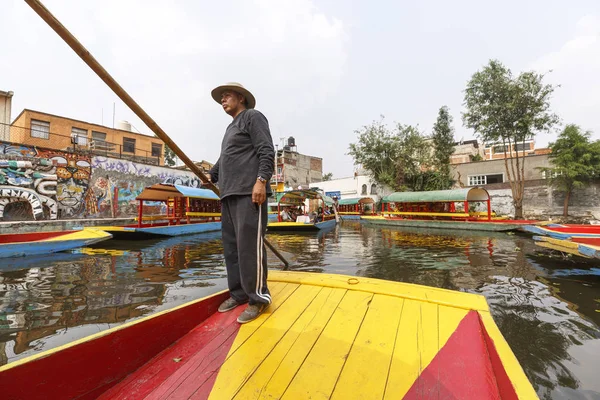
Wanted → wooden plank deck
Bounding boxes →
[98,272,536,399]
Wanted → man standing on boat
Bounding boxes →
[209,82,275,324]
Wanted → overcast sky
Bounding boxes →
[1,0,599,178]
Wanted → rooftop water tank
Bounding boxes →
[116,120,132,131]
[288,136,295,147]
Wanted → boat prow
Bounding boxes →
[0,228,112,259]
[0,271,537,399]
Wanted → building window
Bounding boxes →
[515,142,531,152]
[71,127,88,146]
[468,174,504,186]
[151,143,162,157]
[123,137,136,153]
[361,184,367,195]
[492,145,507,154]
[31,120,50,139]
[92,131,107,141]
[370,183,377,195]
[541,170,560,179]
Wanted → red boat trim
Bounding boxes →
[0,290,230,400]
[0,230,75,244]
[402,310,518,400]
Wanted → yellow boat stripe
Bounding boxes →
[209,285,322,399]
[226,282,298,356]
[268,271,489,312]
[281,290,373,399]
[331,294,404,399]
[235,287,346,399]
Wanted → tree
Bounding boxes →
[431,106,455,189]
[348,117,401,190]
[349,118,441,191]
[322,172,333,181]
[463,59,559,218]
[540,124,600,217]
[164,145,176,166]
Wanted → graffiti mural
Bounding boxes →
[90,157,200,218]
[0,140,203,221]
[37,149,92,218]
[0,159,58,220]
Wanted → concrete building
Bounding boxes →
[271,137,322,192]
[451,153,552,187]
[309,171,392,203]
[451,139,484,164]
[10,109,166,165]
[0,90,14,141]
[482,140,541,160]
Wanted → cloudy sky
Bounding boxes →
[1,0,599,178]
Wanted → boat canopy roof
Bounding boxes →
[136,184,220,201]
[383,188,489,203]
[338,197,375,206]
[278,190,335,205]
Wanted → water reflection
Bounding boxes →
[0,222,599,398]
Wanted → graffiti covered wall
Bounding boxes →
[0,141,201,221]
[89,157,199,218]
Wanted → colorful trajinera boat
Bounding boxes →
[0,228,112,259]
[268,190,337,232]
[337,196,375,220]
[524,224,600,259]
[362,188,533,232]
[96,184,221,239]
[0,271,537,399]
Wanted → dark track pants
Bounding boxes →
[221,195,271,305]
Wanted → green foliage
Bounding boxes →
[431,106,455,189]
[164,145,176,166]
[469,153,483,162]
[348,117,402,190]
[322,172,333,181]
[348,117,451,192]
[462,59,559,217]
[540,124,600,216]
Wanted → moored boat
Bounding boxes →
[362,188,533,232]
[533,235,600,259]
[268,190,338,232]
[521,224,600,240]
[95,184,221,239]
[337,196,376,220]
[0,271,537,399]
[0,228,112,259]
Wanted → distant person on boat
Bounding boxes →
[209,82,274,324]
[280,207,293,222]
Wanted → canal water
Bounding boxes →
[1,222,599,399]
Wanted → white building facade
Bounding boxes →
[309,173,392,203]
[0,90,14,141]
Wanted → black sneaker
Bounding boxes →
[237,304,268,324]
[218,298,240,313]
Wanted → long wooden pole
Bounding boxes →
[25,0,289,267]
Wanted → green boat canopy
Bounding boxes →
[382,188,489,203]
[338,197,375,206]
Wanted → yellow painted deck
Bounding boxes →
[200,272,536,399]
[0,271,538,399]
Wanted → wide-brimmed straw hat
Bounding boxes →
[211,82,256,109]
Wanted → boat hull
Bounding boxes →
[361,216,524,232]
[340,214,361,220]
[0,271,537,400]
[267,218,336,232]
[0,229,112,259]
[97,222,222,239]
